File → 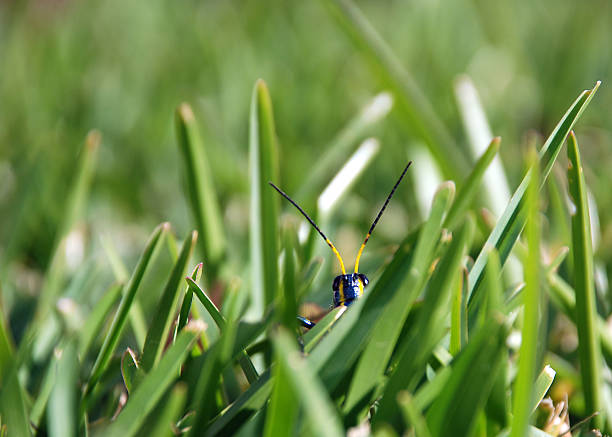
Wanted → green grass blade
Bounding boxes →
[444,137,500,230]
[174,263,202,341]
[78,283,122,358]
[175,104,226,274]
[141,231,197,372]
[121,348,140,395]
[35,130,100,323]
[567,131,602,427]
[263,345,298,437]
[102,323,203,437]
[547,273,612,367]
[510,148,541,437]
[272,328,344,437]
[531,365,556,413]
[295,92,393,201]
[343,182,455,417]
[425,316,508,437]
[146,383,187,437]
[0,365,31,436]
[397,391,432,437]
[83,222,168,401]
[467,82,600,315]
[373,216,474,430]
[449,268,464,356]
[318,0,466,178]
[186,277,225,330]
[0,293,15,382]
[279,227,298,329]
[249,79,279,317]
[48,340,78,437]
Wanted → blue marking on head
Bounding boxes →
[332,273,369,307]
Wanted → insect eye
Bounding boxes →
[332,276,341,291]
[358,273,369,286]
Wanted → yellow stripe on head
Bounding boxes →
[326,238,346,275]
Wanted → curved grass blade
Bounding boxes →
[272,328,344,437]
[103,322,203,437]
[444,137,500,230]
[343,182,455,417]
[467,82,600,316]
[531,365,556,414]
[83,222,168,402]
[48,340,78,437]
[510,148,541,437]
[174,263,203,341]
[567,131,602,427]
[175,104,226,274]
[249,79,279,318]
[318,0,466,178]
[141,231,197,372]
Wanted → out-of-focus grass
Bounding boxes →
[0,0,611,435]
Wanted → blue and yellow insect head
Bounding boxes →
[269,161,411,314]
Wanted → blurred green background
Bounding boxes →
[1,0,611,359]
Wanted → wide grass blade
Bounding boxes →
[373,215,474,430]
[249,79,279,318]
[175,104,226,274]
[102,322,203,437]
[531,365,556,413]
[141,231,197,372]
[567,131,602,427]
[397,391,432,437]
[467,82,600,315]
[263,343,298,437]
[0,365,32,436]
[318,0,466,178]
[425,316,508,437]
[146,383,187,437]
[272,328,344,437]
[48,340,78,437]
[83,222,168,401]
[510,148,541,437]
[343,182,455,417]
[443,137,500,230]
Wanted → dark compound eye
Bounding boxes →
[332,276,342,291]
[358,273,369,286]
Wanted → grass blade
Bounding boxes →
[103,322,203,437]
[47,340,78,437]
[567,131,602,427]
[343,182,455,417]
[443,137,500,230]
[467,82,600,315]
[373,215,474,430]
[78,283,122,358]
[186,277,225,330]
[397,391,432,437]
[510,148,541,437]
[175,104,226,274]
[249,79,279,318]
[296,92,393,201]
[141,231,197,372]
[531,365,556,413]
[146,384,187,437]
[319,0,466,178]
[83,222,168,401]
[272,328,344,437]
[35,130,100,323]
[174,263,203,340]
[263,344,298,437]
[0,365,32,436]
[425,316,508,437]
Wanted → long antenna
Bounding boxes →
[269,182,347,275]
[354,161,412,273]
